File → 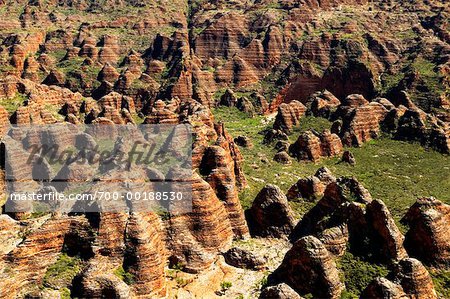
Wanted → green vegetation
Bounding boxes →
[431,269,450,298]
[337,251,389,297]
[60,287,71,299]
[410,57,443,95]
[44,103,65,121]
[43,253,82,289]
[292,116,332,134]
[213,107,450,221]
[220,281,233,291]
[380,71,404,94]
[114,266,135,285]
[49,49,68,62]
[175,277,191,287]
[0,93,27,114]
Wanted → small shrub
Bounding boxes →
[175,277,190,287]
[43,253,82,289]
[114,266,135,285]
[220,281,232,291]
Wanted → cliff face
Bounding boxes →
[0,94,249,297]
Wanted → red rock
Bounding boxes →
[361,277,408,299]
[98,35,120,64]
[273,100,307,133]
[247,184,296,238]
[0,105,9,137]
[341,94,369,107]
[0,216,73,295]
[402,197,450,267]
[393,258,438,299]
[200,145,249,238]
[98,63,120,83]
[340,102,388,146]
[366,199,408,262]
[307,90,341,118]
[271,236,344,298]
[289,130,342,162]
[124,212,167,297]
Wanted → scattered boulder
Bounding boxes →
[361,277,408,299]
[341,150,356,165]
[218,88,237,107]
[274,140,289,152]
[263,129,288,144]
[236,96,255,116]
[289,130,342,162]
[287,175,326,201]
[273,101,306,133]
[307,90,341,118]
[223,247,267,270]
[273,151,291,165]
[234,135,253,148]
[342,94,369,107]
[259,283,303,299]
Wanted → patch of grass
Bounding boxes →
[114,266,135,285]
[49,49,68,62]
[380,71,404,94]
[292,116,332,134]
[132,113,145,125]
[43,253,82,289]
[175,277,192,287]
[220,281,232,291]
[337,251,389,297]
[395,29,417,40]
[44,103,65,122]
[410,57,443,94]
[213,108,450,221]
[430,269,450,298]
[0,93,27,114]
[60,287,71,299]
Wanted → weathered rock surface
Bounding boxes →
[270,236,344,299]
[259,283,303,299]
[361,277,408,299]
[289,130,342,162]
[273,151,291,165]
[364,258,438,299]
[273,101,307,133]
[290,171,407,263]
[223,247,267,270]
[247,184,296,238]
[341,150,356,165]
[402,197,450,267]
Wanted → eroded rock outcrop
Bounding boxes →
[402,197,450,267]
[259,283,303,299]
[290,171,407,263]
[273,101,307,133]
[270,236,344,299]
[223,247,267,270]
[247,184,296,238]
[289,130,342,162]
